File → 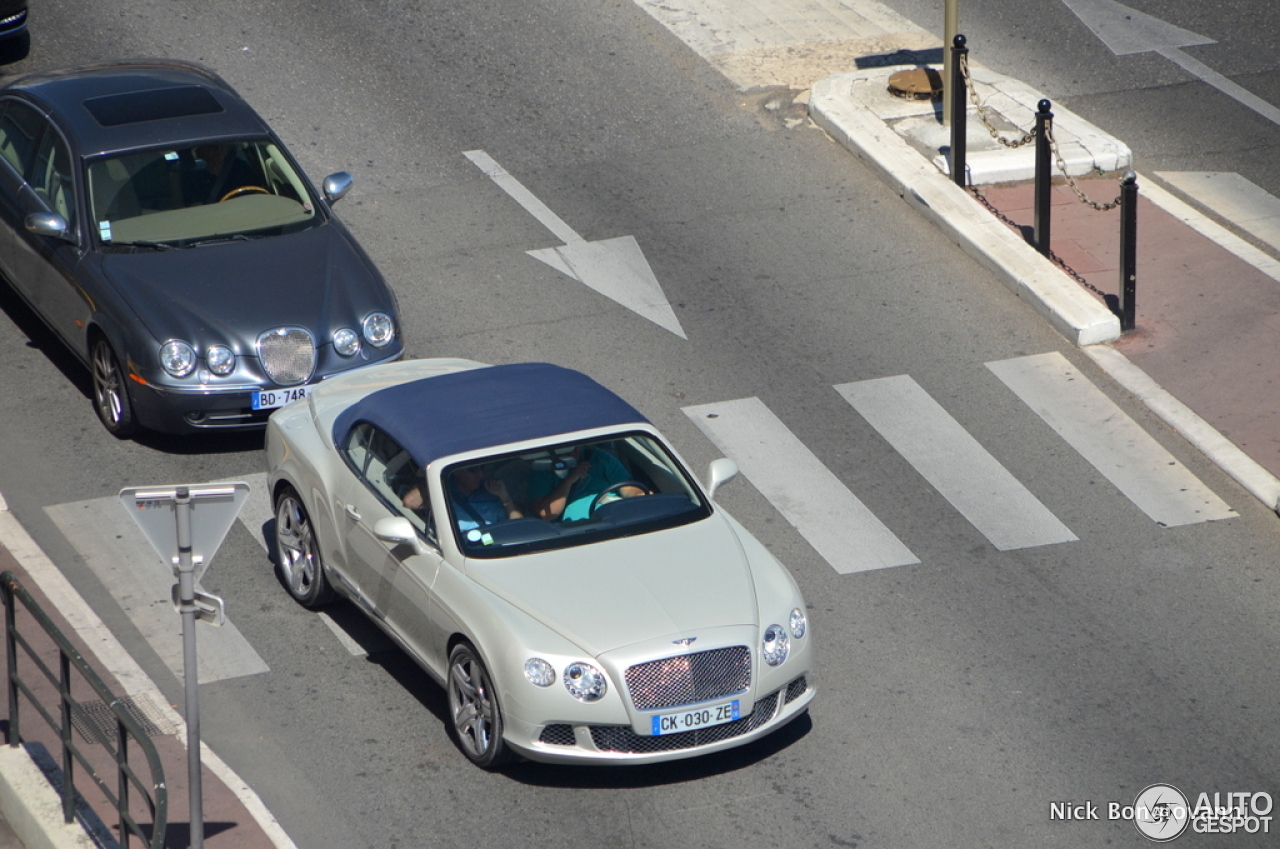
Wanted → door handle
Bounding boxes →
[344,504,361,522]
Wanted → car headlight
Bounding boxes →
[762,624,789,666]
[789,607,807,639]
[332,327,360,357]
[205,345,236,376]
[524,658,555,687]
[563,662,608,702]
[362,312,395,348]
[159,340,197,377]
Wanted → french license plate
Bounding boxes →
[252,385,313,410]
[650,700,740,736]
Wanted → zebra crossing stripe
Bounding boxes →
[987,352,1236,526]
[836,375,1078,550]
[684,397,919,573]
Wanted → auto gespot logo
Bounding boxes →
[1050,784,1273,841]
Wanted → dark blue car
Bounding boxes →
[0,59,402,435]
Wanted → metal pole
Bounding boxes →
[950,34,968,187]
[175,487,204,849]
[5,578,17,746]
[1034,99,1053,256]
[943,0,959,126]
[1119,171,1138,331]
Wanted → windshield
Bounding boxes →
[86,140,320,246]
[443,432,711,558]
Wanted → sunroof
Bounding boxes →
[83,85,224,127]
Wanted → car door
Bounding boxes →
[333,424,444,660]
[21,121,89,353]
[0,104,89,354]
[0,98,43,297]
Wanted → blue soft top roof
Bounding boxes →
[333,363,648,467]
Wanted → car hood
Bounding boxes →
[468,515,760,658]
[98,226,386,345]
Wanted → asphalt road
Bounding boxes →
[1,2,1279,847]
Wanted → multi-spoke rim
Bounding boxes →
[449,650,497,759]
[275,494,318,598]
[91,342,125,427]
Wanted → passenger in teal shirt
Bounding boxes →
[528,445,645,521]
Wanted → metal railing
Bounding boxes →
[3,570,167,848]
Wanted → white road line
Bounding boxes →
[1154,172,1280,255]
[836,376,1078,550]
[684,397,918,573]
[987,352,1236,527]
[44,497,270,684]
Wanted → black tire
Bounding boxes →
[447,642,512,769]
[90,337,136,438]
[273,486,334,608]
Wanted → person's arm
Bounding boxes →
[530,462,591,520]
[486,479,525,520]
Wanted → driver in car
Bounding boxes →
[528,445,647,522]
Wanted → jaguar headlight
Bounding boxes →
[362,312,395,348]
[524,658,555,687]
[563,662,607,702]
[789,607,807,639]
[159,340,197,377]
[762,624,789,666]
[332,327,360,357]
[205,345,236,376]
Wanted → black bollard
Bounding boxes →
[950,34,967,187]
[1034,99,1053,256]
[1118,171,1138,331]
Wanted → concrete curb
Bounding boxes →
[810,70,1121,346]
[0,746,93,849]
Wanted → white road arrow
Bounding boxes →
[1063,0,1280,128]
[464,149,687,339]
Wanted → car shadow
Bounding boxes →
[0,276,265,455]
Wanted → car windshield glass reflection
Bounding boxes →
[445,433,711,558]
[86,139,319,246]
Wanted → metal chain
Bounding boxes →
[1043,124,1122,211]
[959,52,1035,148]
[958,53,1123,211]
[968,187,1112,300]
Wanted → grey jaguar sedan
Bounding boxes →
[0,59,402,435]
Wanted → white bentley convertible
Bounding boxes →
[265,359,814,767]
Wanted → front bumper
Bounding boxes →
[127,346,403,433]
[504,673,815,766]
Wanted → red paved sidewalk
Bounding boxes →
[1,544,282,849]
[979,178,1280,482]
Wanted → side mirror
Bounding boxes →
[373,515,427,555]
[322,171,353,203]
[706,458,738,501]
[25,212,72,242]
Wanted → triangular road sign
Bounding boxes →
[119,482,251,582]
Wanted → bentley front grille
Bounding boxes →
[257,327,316,386]
[625,645,751,711]
[590,691,779,754]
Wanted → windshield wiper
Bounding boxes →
[187,234,264,247]
[108,239,183,251]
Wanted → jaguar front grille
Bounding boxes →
[257,326,316,386]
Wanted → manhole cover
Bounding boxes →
[888,68,943,101]
[72,694,174,744]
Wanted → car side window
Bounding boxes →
[31,127,76,231]
[0,100,43,179]
[342,423,435,540]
